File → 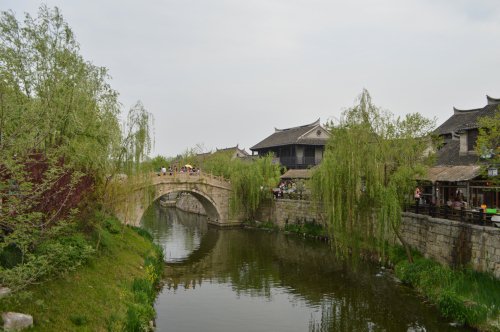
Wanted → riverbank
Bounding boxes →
[392,249,500,331]
[0,215,163,331]
[248,219,500,331]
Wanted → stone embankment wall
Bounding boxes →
[401,212,500,278]
[258,200,500,278]
[175,193,206,215]
[173,196,500,278]
[260,199,324,228]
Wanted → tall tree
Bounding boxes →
[312,89,435,262]
[0,6,154,290]
[476,109,500,185]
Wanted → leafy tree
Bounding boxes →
[0,6,121,174]
[119,101,154,175]
[197,150,280,219]
[312,89,435,263]
[476,109,500,184]
[148,155,171,173]
[201,150,233,178]
[0,6,154,291]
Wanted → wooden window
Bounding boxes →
[467,129,478,151]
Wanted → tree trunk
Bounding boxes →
[392,222,413,263]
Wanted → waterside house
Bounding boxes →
[250,119,330,169]
[421,95,499,210]
[196,144,250,162]
[214,145,250,158]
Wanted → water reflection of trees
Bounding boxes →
[145,206,468,332]
[141,204,209,262]
[164,229,468,331]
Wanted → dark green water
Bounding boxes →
[141,204,471,332]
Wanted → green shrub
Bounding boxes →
[36,234,95,275]
[0,256,51,291]
[1,233,95,291]
[104,219,121,234]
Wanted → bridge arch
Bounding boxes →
[116,173,241,227]
[152,188,221,224]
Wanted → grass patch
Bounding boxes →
[392,247,500,329]
[0,216,163,331]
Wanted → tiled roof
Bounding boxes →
[216,145,249,156]
[435,140,479,166]
[280,169,312,179]
[433,95,499,167]
[435,96,500,136]
[250,119,328,150]
[422,165,481,182]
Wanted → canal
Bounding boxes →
[141,203,471,332]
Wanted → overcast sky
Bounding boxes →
[4,0,500,157]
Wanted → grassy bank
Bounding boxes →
[390,246,500,331]
[0,216,163,331]
[247,220,329,239]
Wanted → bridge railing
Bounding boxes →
[152,170,230,185]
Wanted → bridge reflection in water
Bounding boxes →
[140,204,472,332]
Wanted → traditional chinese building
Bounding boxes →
[215,145,250,159]
[424,95,499,209]
[250,119,330,169]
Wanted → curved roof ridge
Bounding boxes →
[486,95,500,105]
[274,118,320,132]
[453,107,482,114]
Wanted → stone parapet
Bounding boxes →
[401,212,500,278]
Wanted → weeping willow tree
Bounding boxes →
[229,154,281,220]
[102,100,155,229]
[312,89,435,262]
[199,151,280,220]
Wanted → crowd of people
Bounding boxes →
[415,187,479,210]
[158,165,200,176]
[273,180,303,199]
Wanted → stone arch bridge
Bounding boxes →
[114,172,241,227]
